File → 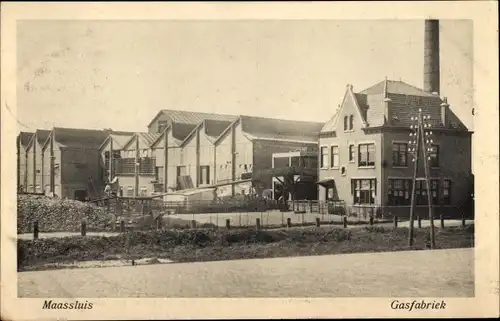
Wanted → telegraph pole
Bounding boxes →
[408,109,436,249]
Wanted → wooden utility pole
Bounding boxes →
[408,110,436,249]
[134,135,140,197]
[408,113,421,246]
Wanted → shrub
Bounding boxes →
[17,195,113,233]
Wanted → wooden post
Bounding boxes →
[461,213,466,227]
[343,216,347,228]
[287,218,292,228]
[309,200,312,213]
[156,216,161,230]
[191,220,196,229]
[226,219,230,229]
[81,220,86,236]
[417,216,422,228]
[393,216,398,228]
[315,217,320,227]
[33,221,39,240]
[440,215,444,228]
[369,216,374,226]
[256,218,261,230]
[120,220,125,233]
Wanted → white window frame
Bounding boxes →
[330,145,339,168]
[319,145,329,169]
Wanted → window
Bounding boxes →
[348,144,355,162]
[157,120,168,134]
[140,186,148,196]
[349,115,354,130]
[428,144,439,167]
[330,145,339,168]
[126,186,134,197]
[358,143,375,167]
[290,156,300,167]
[388,179,411,205]
[443,180,452,205]
[320,146,329,168]
[415,179,439,205]
[155,166,164,183]
[199,165,210,185]
[141,149,149,158]
[351,179,376,205]
[343,116,348,131]
[392,143,408,167]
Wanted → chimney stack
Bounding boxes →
[424,20,440,95]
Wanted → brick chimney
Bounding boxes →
[424,20,440,95]
[440,97,449,128]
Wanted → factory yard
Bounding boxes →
[18,248,474,298]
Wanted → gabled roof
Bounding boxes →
[122,132,162,150]
[180,119,234,147]
[26,129,52,151]
[147,109,238,128]
[214,115,323,145]
[99,131,135,151]
[17,132,34,149]
[52,127,110,149]
[321,85,368,133]
[321,79,469,132]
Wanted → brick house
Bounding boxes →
[25,129,51,193]
[16,131,34,192]
[41,127,111,200]
[318,79,473,218]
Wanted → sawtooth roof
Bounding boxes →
[52,127,111,149]
[148,109,238,127]
[17,132,34,148]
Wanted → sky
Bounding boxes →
[16,19,473,134]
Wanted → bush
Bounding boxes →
[17,195,113,233]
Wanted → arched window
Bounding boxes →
[349,115,354,130]
[344,116,348,131]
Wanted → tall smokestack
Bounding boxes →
[424,20,440,95]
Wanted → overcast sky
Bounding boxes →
[16,19,473,133]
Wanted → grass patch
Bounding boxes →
[18,225,474,272]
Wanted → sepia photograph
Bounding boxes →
[1,1,498,320]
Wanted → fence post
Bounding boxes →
[281,211,284,226]
[316,217,320,227]
[256,218,261,230]
[393,216,398,228]
[191,220,196,229]
[343,216,347,228]
[156,216,161,230]
[309,200,312,213]
[81,220,86,237]
[33,221,39,240]
[369,216,374,226]
[461,213,466,227]
[120,220,125,233]
[226,219,230,229]
[301,212,304,225]
[287,218,292,228]
[440,215,444,228]
[417,216,422,229]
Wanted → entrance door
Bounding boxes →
[74,190,87,201]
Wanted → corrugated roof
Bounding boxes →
[53,127,109,149]
[241,116,323,143]
[138,132,162,146]
[157,109,238,125]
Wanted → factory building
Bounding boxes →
[17,131,34,192]
[318,20,473,218]
[25,129,51,193]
